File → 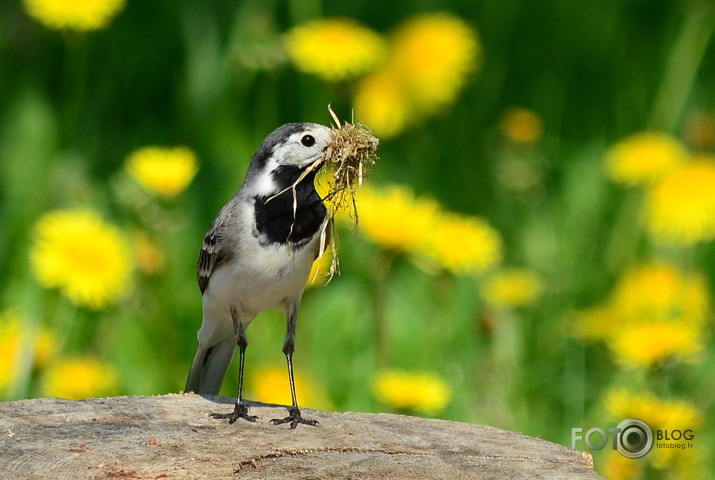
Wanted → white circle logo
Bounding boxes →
[616,418,653,459]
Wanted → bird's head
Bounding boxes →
[245,123,333,195]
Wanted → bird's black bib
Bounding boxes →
[253,165,326,247]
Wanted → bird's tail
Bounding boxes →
[185,338,235,395]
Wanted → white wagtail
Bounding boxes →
[185,122,333,428]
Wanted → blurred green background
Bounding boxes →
[2,1,715,478]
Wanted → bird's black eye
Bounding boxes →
[301,134,316,147]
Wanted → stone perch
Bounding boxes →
[0,394,602,479]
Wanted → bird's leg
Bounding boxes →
[270,305,318,429]
[211,305,257,424]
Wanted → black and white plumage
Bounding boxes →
[185,122,333,428]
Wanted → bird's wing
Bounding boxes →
[196,212,233,294]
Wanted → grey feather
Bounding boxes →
[196,203,236,294]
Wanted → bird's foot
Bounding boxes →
[210,403,258,425]
[270,406,318,429]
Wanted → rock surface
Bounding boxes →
[0,394,602,479]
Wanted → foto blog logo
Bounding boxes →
[571,418,654,459]
[571,418,695,459]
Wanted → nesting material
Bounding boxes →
[319,107,380,278]
[323,106,380,221]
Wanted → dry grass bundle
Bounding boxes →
[318,107,380,278]
[322,106,380,221]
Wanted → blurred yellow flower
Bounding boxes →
[249,364,329,410]
[0,309,57,397]
[353,13,480,138]
[646,156,715,246]
[315,169,332,200]
[605,387,703,434]
[373,369,452,414]
[30,209,133,310]
[480,269,543,308]
[23,0,125,31]
[390,13,480,112]
[356,185,441,254]
[499,107,544,144]
[285,18,387,82]
[41,356,120,399]
[573,263,710,368]
[126,146,199,197]
[605,388,703,471]
[354,70,412,139]
[611,263,709,326]
[604,131,688,187]
[421,213,503,276]
[608,321,704,368]
[307,248,334,287]
[354,184,503,276]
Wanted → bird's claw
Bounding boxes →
[270,406,318,429]
[210,403,258,424]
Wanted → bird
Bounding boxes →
[185,122,333,429]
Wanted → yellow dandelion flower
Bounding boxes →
[604,388,703,471]
[41,356,120,399]
[355,184,503,275]
[23,0,125,31]
[125,146,199,197]
[480,268,543,308]
[389,13,480,112]
[285,18,387,82]
[575,262,709,333]
[30,209,133,310]
[611,263,709,326]
[605,388,703,435]
[0,309,58,396]
[604,131,688,187]
[315,170,332,200]
[307,249,333,287]
[373,369,452,414]
[351,13,479,137]
[421,213,503,275]
[356,184,441,254]
[607,321,704,368]
[499,107,544,145]
[573,263,710,367]
[354,69,413,139]
[249,365,329,410]
[646,156,715,245]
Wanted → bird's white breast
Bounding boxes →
[201,227,318,332]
